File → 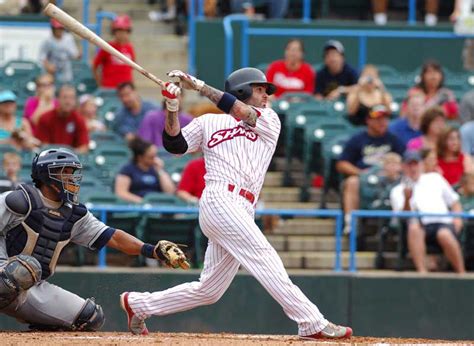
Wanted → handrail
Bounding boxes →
[349,210,474,272]
[88,205,343,271]
[224,15,474,75]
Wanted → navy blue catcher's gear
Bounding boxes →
[224,67,276,101]
[31,148,82,205]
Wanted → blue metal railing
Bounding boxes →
[348,210,474,272]
[223,16,474,75]
[89,205,344,271]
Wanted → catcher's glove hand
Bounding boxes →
[154,240,190,269]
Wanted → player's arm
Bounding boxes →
[167,70,257,127]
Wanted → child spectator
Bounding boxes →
[115,137,175,203]
[39,19,80,83]
[113,82,157,141]
[176,156,206,205]
[0,152,22,192]
[92,15,136,89]
[266,39,315,98]
[403,60,459,119]
[314,40,358,100]
[407,106,446,151]
[35,85,89,153]
[78,94,106,133]
[420,148,440,174]
[437,127,473,186]
[23,73,58,134]
[346,64,392,126]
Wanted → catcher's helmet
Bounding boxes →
[225,67,276,101]
[31,148,83,205]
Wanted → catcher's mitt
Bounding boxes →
[154,240,190,269]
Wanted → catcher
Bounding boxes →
[0,147,188,331]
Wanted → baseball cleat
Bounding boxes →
[300,322,353,340]
[120,292,149,335]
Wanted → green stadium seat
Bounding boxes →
[143,192,187,206]
[93,145,130,186]
[1,60,41,81]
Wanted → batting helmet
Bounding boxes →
[225,67,276,101]
[112,15,132,31]
[31,148,83,205]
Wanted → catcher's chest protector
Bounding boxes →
[6,184,87,280]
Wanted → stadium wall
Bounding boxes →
[196,20,465,88]
[0,270,472,340]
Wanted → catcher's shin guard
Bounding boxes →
[71,298,105,331]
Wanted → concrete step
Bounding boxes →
[274,219,335,236]
[287,236,349,252]
[261,187,300,202]
[263,171,283,187]
[266,235,286,252]
[278,251,376,270]
[264,201,318,210]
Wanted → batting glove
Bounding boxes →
[162,82,180,112]
[167,70,204,91]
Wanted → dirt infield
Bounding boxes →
[1,332,472,346]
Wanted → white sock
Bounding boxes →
[374,13,387,26]
[425,14,438,26]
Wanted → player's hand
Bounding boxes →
[162,82,180,112]
[167,70,204,91]
[154,240,190,269]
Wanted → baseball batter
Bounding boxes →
[0,148,188,331]
[121,68,353,339]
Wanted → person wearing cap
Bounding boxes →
[314,40,358,101]
[92,15,136,89]
[337,105,404,231]
[38,19,81,84]
[78,94,106,133]
[390,151,465,273]
[0,90,35,150]
[35,85,89,154]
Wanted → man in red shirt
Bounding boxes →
[35,85,89,153]
[92,15,136,89]
[266,39,315,98]
[176,157,205,204]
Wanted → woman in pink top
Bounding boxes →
[23,73,58,134]
[407,106,446,151]
[402,60,459,119]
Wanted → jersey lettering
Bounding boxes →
[207,125,258,148]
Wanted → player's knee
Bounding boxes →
[72,298,105,331]
[0,255,42,308]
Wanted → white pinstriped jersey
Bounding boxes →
[181,107,281,199]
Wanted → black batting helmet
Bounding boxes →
[225,67,276,101]
[31,148,83,205]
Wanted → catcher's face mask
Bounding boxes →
[48,164,82,205]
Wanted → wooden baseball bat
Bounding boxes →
[43,3,165,88]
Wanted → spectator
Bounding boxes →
[149,0,177,21]
[314,40,358,100]
[115,137,175,203]
[78,94,106,133]
[0,152,22,193]
[389,93,424,146]
[92,15,136,89]
[460,119,474,155]
[336,105,404,230]
[421,148,440,174]
[346,64,392,126]
[0,90,36,150]
[407,106,446,151]
[265,39,315,98]
[23,73,58,134]
[372,0,440,26]
[459,173,474,209]
[39,19,80,84]
[437,127,473,186]
[113,82,157,141]
[230,0,289,19]
[459,90,474,124]
[176,156,206,205]
[137,91,192,148]
[35,85,89,153]
[390,151,465,273]
[403,60,459,119]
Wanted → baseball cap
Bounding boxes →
[403,151,422,163]
[50,19,64,29]
[112,15,132,30]
[0,90,17,104]
[368,105,389,119]
[79,94,95,106]
[324,40,345,55]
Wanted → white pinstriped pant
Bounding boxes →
[128,182,328,336]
